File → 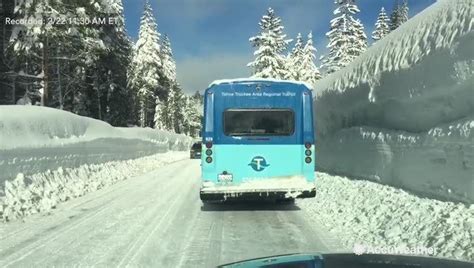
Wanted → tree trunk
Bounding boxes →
[41,35,49,106]
[95,75,102,120]
[57,47,63,109]
[140,98,146,127]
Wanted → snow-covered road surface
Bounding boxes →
[0,159,338,268]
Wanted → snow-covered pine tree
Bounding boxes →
[97,0,133,127]
[286,33,305,81]
[372,7,390,42]
[399,0,409,25]
[9,0,69,107]
[172,85,186,133]
[128,0,163,127]
[322,0,368,74]
[323,0,367,73]
[161,35,177,84]
[390,0,409,31]
[162,84,176,132]
[153,98,165,130]
[299,32,321,85]
[187,96,203,137]
[248,8,292,79]
[0,0,14,104]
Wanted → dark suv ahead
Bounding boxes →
[190,141,202,159]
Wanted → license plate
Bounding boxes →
[218,174,233,182]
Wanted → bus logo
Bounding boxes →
[249,156,270,172]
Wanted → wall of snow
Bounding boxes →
[0,105,192,150]
[0,106,194,198]
[318,118,474,203]
[313,0,473,203]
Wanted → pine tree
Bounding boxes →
[100,0,132,126]
[9,0,69,107]
[128,0,163,127]
[153,98,165,130]
[161,35,177,83]
[248,8,292,79]
[163,85,176,132]
[300,32,322,85]
[0,0,15,104]
[188,97,203,137]
[286,33,305,80]
[399,0,409,25]
[390,0,399,30]
[172,85,187,133]
[372,7,390,42]
[390,0,408,31]
[322,0,368,74]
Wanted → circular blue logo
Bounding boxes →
[248,156,270,172]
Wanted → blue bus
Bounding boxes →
[200,78,316,202]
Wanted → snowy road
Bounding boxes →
[0,159,335,268]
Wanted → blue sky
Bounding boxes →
[123,0,436,94]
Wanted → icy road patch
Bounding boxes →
[300,172,474,262]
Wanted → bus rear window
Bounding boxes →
[223,109,295,136]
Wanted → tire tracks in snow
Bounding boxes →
[30,162,185,267]
[0,160,187,267]
[117,165,199,267]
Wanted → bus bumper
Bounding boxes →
[200,188,316,202]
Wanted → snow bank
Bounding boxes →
[318,118,474,203]
[313,0,473,202]
[0,105,192,150]
[300,173,473,262]
[0,152,188,222]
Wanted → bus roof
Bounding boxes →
[208,78,314,90]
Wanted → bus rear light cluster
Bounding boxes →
[304,142,312,164]
[204,142,213,163]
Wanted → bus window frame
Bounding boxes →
[222,108,296,137]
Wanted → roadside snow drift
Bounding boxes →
[0,106,193,180]
[0,152,188,222]
[300,173,473,262]
[0,106,194,221]
[0,105,192,150]
[313,0,473,203]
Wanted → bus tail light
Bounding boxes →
[206,157,213,163]
[304,142,311,149]
[205,141,213,148]
[305,157,312,164]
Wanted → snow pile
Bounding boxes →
[300,173,474,262]
[0,106,192,150]
[0,152,187,222]
[314,0,473,203]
